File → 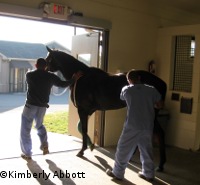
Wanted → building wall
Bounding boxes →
[156,25,200,150]
[0,56,9,93]
[1,0,200,148]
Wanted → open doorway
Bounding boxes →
[0,15,107,156]
[0,16,104,93]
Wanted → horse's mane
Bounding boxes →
[52,49,110,77]
[54,50,89,71]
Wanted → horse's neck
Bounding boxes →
[59,60,89,80]
[58,69,72,80]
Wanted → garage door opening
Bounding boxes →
[0,15,107,158]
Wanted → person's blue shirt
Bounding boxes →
[120,83,161,130]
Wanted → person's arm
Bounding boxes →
[155,100,164,109]
[154,89,163,109]
[51,71,83,87]
[120,86,128,101]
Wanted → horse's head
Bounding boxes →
[45,46,76,80]
[46,46,60,73]
[45,46,89,80]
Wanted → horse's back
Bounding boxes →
[137,70,167,100]
[74,69,166,114]
[75,72,127,112]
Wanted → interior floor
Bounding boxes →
[104,145,200,185]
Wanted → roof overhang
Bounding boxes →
[10,60,33,69]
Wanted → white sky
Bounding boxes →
[0,16,76,49]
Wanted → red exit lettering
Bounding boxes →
[53,4,65,15]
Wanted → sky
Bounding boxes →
[0,16,76,49]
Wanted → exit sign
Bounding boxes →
[44,3,70,20]
[53,4,65,15]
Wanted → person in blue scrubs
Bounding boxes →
[106,69,162,182]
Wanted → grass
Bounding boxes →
[43,111,69,134]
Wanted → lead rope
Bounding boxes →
[52,87,69,96]
[73,75,82,107]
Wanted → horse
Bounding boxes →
[45,47,167,171]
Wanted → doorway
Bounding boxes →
[9,68,28,92]
[0,15,108,148]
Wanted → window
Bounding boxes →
[172,35,195,92]
[190,37,195,58]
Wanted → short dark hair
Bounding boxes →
[36,58,46,68]
[127,69,140,81]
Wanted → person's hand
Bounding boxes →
[72,71,83,81]
[155,100,164,109]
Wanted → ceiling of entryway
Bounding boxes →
[153,0,200,15]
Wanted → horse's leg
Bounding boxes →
[77,120,94,151]
[76,109,89,157]
[153,117,166,172]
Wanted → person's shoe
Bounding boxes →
[106,169,122,180]
[21,153,32,161]
[138,171,154,182]
[40,146,49,155]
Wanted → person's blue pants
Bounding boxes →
[20,104,48,157]
[112,129,154,179]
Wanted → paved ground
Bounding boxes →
[0,92,199,185]
[0,91,72,159]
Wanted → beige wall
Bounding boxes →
[1,0,200,149]
[156,25,200,150]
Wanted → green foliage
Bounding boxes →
[43,111,68,134]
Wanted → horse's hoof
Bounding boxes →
[89,144,95,151]
[76,151,84,157]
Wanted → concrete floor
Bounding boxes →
[0,93,199,185]
[0,147,170,185]
[105,146,200,185]
[0,141,199,185]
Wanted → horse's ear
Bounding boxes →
[46,46,52,53]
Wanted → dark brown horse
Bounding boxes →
[45,47,167,171]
